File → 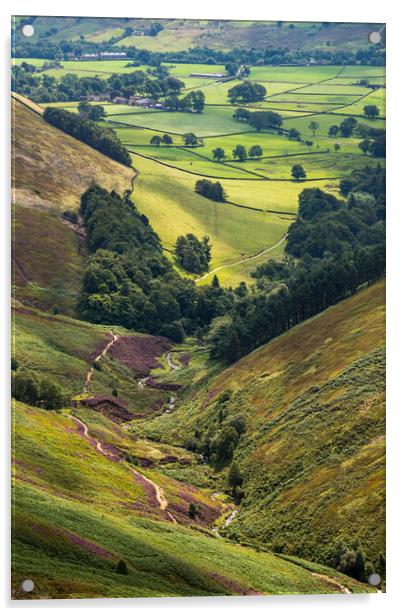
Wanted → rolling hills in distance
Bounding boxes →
[11,20,385,598]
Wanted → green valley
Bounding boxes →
[11,15,386,600]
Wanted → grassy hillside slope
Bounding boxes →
[12,399,370,599]
[13,17,383,52]
[139,281,385,567]
[11,298,372,598]
[12,206,85,314]
[11,96,133,211]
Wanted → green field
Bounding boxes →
[18,59,385,286]
[107,106,247,137]
[12,58,152,78]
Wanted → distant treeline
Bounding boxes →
[12,62,185,103]
[12,34,385,66]
[43,107,132,166]
[210,164,385,363]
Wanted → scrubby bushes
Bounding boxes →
[12,370,67,410]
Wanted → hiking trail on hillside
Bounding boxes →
[84,330,119,393]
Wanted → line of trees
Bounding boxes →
[212,144,263,162]
[12,62,186,104]
[210,164,385,363]
[233,108,283,132]
[43,107,132,166]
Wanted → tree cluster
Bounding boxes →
[164,90,205,113]
[43,107,131,166]
[12,370,67,410]
[195,179,226,202]
[175,234,212,274]
[78,184,235,340]
[12,62,185,104]
[233,108,283,132]
[228,82,266,103]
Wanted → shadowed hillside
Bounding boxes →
[11,96,133,211]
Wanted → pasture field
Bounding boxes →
[107,106,247,137]
[282,112,385,137]
[14,63,385,286]
[129,146,255,179]
[268,92,364,105]
[331,88,386,117]
[247,65,343,83]
[295,83,371,95]
[13,58,152,78]
[337,65,386,79]
[86,27,125,42]
[129,153,294,272]
[162,63,227,77]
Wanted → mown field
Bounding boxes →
[26,60,385,285]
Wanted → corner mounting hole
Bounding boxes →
[21,578,34,592]
[22,24,35,37]
[368,31,381,44]
[368,573,381,586]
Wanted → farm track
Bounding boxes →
[196,235,287,283]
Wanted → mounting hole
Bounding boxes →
[21,579,34,592]
[368,573,381,587]
[368,31,381,44]
[22,24,35,37]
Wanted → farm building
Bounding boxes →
[190,72,225,79]
[99,52,127,59]
[112,96,129,104]
[79,52,127,60]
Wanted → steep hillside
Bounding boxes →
[11,96,133,211]
[11,309,372,598]
[12,205,85,314]
[139,281,385,568]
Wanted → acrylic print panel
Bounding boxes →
[11,15,386,600]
